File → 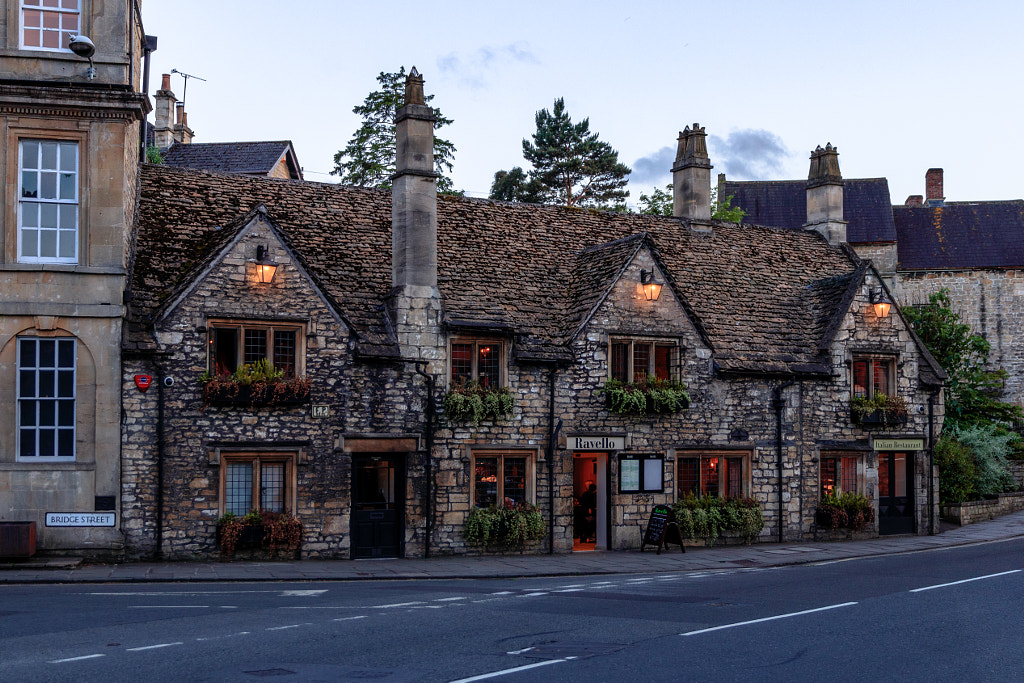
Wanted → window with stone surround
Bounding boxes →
[677,451,750,498]
[21,0,80,51]
[18,139,78,263]
[610,339,678,383]
[208,321,305,377]
[219,452,296,515]
[820,452,862,496]
[852,356,894,398]
[17,336,76,461]
[471,450,535,508]
[450,339,504,388]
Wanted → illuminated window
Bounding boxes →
[852,357,893,398]
[610,340,677,382]
[471,450,534,508]
[19,139,78,263]
[677,451,750,498]
[821,453,861,496]
[208,321,303,377]
[451,339,503,388]
[17,337,76,460]
[21,0,80,51]
[220,452,295,515]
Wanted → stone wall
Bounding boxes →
[940,492,1024,525]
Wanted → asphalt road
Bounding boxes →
[2,538,1022,682]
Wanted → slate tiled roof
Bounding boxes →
[130,164,864,375]
[161,141,301,179]
[893,201,1024,270]
[723,179,897,243]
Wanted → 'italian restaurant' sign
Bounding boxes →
[873,438,925,451]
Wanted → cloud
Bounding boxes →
[708,129,790,180]
[630,145,675,184]
[436,43,538,90]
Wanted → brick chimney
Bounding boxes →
[804,143,847,245]
[174,102,194,144]
[671,123,712,221]
[925,168,944,206]
[153,73,175,148]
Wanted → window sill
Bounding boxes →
[850,408,908,427]
[0,462,92,470]
[1,263,124,275]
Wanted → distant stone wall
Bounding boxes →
[940,491,1024,526]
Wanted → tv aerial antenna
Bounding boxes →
[170,68,207,110]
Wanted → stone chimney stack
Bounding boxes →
[174,102,194,144]
[926,168,944,206]
[671,123,712,221]
[804,143,847,245]
[153,73,176,148]
[391,66,438,294]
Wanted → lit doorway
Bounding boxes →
[573,452,608,550]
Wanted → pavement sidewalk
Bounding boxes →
[3,511,1024,584]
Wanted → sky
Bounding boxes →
[141,1,1024,208]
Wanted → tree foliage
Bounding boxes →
[489,166,544,204]
[490,98,630,208]
[902,288,1023,427]
[636,184,748,220]
[332,67,458,194]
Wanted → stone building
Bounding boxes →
[724,162,1024,410]
[119,74,946,560]
[0,0,149,556]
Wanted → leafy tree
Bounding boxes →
[332,67,458,194]
[638,184,672,216]
[902,288,1023,427]
[489,167,544,203]
[491,98,630,208]
[710,187,746,222]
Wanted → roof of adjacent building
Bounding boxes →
[129,165,897,376]
[722,178,897,243]
[161,141,302,180]
[893,201,1024,270]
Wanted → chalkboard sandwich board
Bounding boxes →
[641,504,685,554]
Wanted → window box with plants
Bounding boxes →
[200,359,312,408]
[671,495,764,546]
[216,510,303,559]
[462,502,544,549]
[602,377,690,416]
[850,393,908,427]
[443,381,515,424]
[816,490,875,532]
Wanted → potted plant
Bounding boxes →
[601,377,690,416]
[200,359,312,408]
[816,490,875,531]
[672,495,764,546]
[216,509,303,559]
[443,380,515,424]
[850,393,908,426]
[463,502,544,548]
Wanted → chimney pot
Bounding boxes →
[160,73,171,91]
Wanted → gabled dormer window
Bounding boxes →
[21,0,80,51]
[209,321,305,377]
[852,356,893,398]
[451,339,504,388]
[610,339,677,382]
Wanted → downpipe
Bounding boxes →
[415,362,435,559]
[772,379,797,544]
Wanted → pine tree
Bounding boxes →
[332,67,458,193]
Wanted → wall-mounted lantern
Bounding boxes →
[640,269,663,301]
[870,288,892,319]
[254,245,278,284]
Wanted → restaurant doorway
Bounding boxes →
[573,452,608,550]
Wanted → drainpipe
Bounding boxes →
[547,366,561,555]
[927,389,939,535]
[415,362,435,559]
[772,379,797,543]
[153,356,166,560]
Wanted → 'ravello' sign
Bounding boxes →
[873,438,925,451]
[45,513,115,527]
[567,435,625,451]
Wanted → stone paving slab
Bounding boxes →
[2,511,1024,584]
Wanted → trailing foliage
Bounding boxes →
[145,145,164,164]
[934,434,977,504]
[816,490,875,531]
[199,359,311,407]
[902,289,1023,428]
[463,503,545,548]
[331,67,459,194]
[601,377,689,416]
[849,393,908,425]
[944,423,1016,498]
[490,97,630,208]
[672,495,764,545]
[443,381,515,424]
[216,509,303,559]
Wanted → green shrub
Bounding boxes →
[817,490,875,531]
[944,423,1016,497]
[444,382,514,424]
[463,504,544,548]
[672,495,763,545]
[934,435,977,504]
[602,377,689,416]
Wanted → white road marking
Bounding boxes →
[554,588,584,593]
[266,624,311,631]
[910,569,1021,593]
[128,605,209,609]
[681,602,858,636]
[49,654,105,663]
[411,605,445,609]
[195,631,250,641]
[90,590,271,595]
[490,591,515,595]
[518,593,548,598]
[280,590,328,596]
[332,616,367,622]
[506,647,535,655]
[126,642,184,652]
[371,601,425,608]
[558,584,585,588]
[434,597,468,602]
[449,656,577,682]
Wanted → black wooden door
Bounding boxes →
[878,451,914,535]
[352,455,403,558]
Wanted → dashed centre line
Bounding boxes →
[49,654,106,664]
[910,569,1020,592]
[266,624,311,631]
[125,642,183,652]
